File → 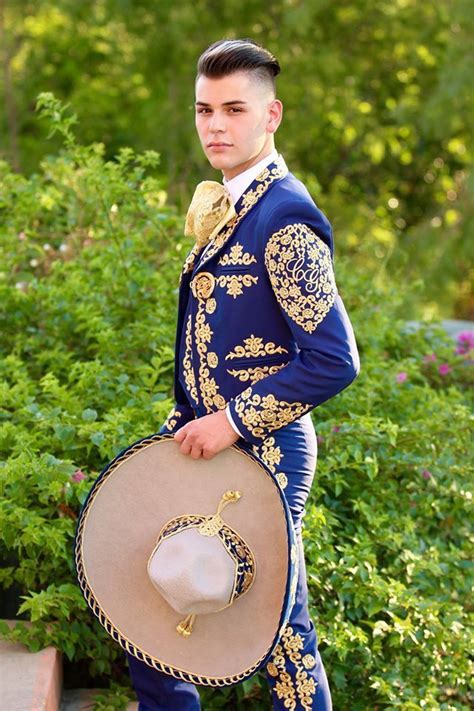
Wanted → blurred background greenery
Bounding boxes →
[1,0,472,319]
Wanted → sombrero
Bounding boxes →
[74,433,298,687]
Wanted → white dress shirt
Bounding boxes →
[205,148,280,437]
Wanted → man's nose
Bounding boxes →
[209,111,226,133]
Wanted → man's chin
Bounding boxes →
[206,154,231,171]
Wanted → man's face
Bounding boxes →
[195,71,282,180]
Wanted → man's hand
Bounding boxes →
[174,409,239,459]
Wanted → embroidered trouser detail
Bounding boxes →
[126,414,332,710]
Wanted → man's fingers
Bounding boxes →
[174,426,187,443]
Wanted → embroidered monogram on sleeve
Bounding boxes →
[264,223,336,333]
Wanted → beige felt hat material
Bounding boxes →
[74,434,298,687]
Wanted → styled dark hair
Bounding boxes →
[196,39,280,94]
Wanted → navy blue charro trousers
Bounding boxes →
[126,414,332,710]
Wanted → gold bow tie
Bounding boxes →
[184,181,236,249]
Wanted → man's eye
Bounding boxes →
[229,108,242,113]
[197,108,210,114]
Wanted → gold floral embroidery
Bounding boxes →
[265,223,336,333]
[252,437,288,490]
[180,243,201,283]
[183,155,287,273]
[233,388,310,439]
[183,314,198,405]
[163,408,182,432]
[194,300,225,412]
[216,273,258,298]
[225,335,288,361]
[260,436,282,470]
[226,362,287,384]
[218,242,257,266]
[267,625,318,711]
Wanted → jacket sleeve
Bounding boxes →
[227,206,360,445]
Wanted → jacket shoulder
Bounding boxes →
[258,172,334,253]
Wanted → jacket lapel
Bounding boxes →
[180,155,288,279]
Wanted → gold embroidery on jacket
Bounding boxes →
[265,223,336,333]
[195,300,226,412]
[163,408,182,432]
[207,352,219,368]
[226,362,287,385]
[225,335,288,361]
[205,297,216,314]
[233,387,310,439]
[266,624,317,710]
[218,242,257,266]
[183,156,286,273]
[216,273,258,298]
[183,314,199,405]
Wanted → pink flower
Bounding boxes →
[438,363,451,376]
[317,435,325,445]
[396,372,408,383]
[423,353,437,363]
[71,469,86,482]
[332,426,340,433]
[421,469,432,480]
[456,331,474,355]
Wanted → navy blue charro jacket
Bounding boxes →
[160,154,360,446]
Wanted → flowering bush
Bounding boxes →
[0,99,472,710]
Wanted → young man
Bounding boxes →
[127,39,359,710]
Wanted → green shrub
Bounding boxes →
[0,98,472,710]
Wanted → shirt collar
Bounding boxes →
[222,148,279,205]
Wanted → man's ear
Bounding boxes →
[267,98,283,134]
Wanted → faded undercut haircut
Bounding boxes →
[196,39,281,96]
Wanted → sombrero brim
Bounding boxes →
[74,434,297,687]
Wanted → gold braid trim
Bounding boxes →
[233,387,310,439]
[265,223,336,333]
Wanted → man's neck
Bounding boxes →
[222,145,277,182]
